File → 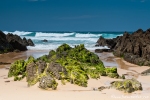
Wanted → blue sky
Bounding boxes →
[0,0,150,31]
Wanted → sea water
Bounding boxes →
[3,31,124,51]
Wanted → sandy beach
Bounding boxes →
[0,51,150,100]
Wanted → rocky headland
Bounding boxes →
[96,28,150,66]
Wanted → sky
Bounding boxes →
[0,0,150,31]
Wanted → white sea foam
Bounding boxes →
[12,31,32,36]
[25,36,98,42]
[35,32,75,37]
[3,31,13,34]
[3,31,32,36]
[27,44,60,50]
[75,33,102,38]
[102,33,123,39]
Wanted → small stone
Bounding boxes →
[5,80,10,82]
[98,86,106,91]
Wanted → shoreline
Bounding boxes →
[0,51,150,100]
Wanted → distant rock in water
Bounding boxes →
[42,39,48,42]
[96,28,150,66]
[0,30,34,53]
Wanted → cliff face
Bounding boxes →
[0,30,34,53]
[96,28,150,66]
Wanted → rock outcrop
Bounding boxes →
[96,28,150,66]
[0,31,34,53]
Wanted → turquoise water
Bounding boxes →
[3,31,124,50]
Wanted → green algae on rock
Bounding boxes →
[8,43,121,90]
[8,60,26,81]
[111,78,142,93]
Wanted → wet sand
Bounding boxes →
[0,51,150,100]
[0,50,49,68]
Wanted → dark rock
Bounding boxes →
[5,80,10,82]
[98,86,106,91]
[27,39,34,46]
[42,39,48,42]
[95,49,112,53]
[0,30,35,53]
[0,62,11,65]
[0,31,14,53]
[23,37,29,46]
[96,28,150,66]
[23,37,34,46]
[6,33,27,51]
[96,36,116,49]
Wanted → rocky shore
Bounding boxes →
[96,28,150,66]
[0,30,34,54]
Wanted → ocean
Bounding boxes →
[3,31,124,51]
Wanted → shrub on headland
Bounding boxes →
[8,44,131,90]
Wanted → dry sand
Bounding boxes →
[0,51,150,100]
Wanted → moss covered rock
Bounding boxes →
[8,60,26,81]
[39,75,58,90]
[8,43,120,90]
[111,78,142,93]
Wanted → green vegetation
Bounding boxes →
[8,43,120,90]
